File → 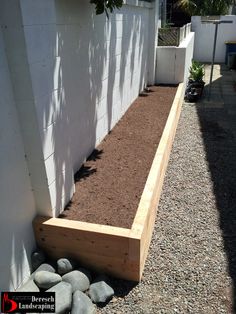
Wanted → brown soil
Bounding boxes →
[60,86,177,228]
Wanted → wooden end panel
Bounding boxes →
[33,216,141,281]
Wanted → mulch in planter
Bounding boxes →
[59,85,177,228]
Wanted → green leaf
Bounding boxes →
[90,0,124,16]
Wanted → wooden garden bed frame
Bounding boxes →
[33,83,184,282]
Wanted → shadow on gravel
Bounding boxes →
[197,67,236,313]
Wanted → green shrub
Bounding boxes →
[189,60,205,82]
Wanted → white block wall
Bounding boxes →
[155,32,195,84]
[0,0,158,291]
[0,0,158,290]
[192,15,236,63]
[21,0,153,216]
[0,0,54,218]
[0,28,37,291]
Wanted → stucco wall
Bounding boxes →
[0,28,36,291]
[155,32,195,84]
[191,15,236,63]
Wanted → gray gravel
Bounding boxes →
[98,98,236,314]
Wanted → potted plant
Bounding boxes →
[185,61,205,102]
[186,87,199,102]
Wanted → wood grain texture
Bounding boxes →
[33,83,184,282]
[33,216,140,281]
[135,83,185,278]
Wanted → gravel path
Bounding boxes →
[98,94,236,313]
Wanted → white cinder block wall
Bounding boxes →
[192,15,236,63]
[0,0,158,290]
[21,0,155,216]
[0,28,37,291]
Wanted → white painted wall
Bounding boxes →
[20,0,155,216]
[0,0,158,290]
[191,15,236,63]
[180,33,195,85]
[0,28,37,291]
[155,32,195,84]
[0,0,54,217]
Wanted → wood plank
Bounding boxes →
[140,84,184,276]
[131,83,184,234]
[35,216,131,236]
[131,83,184,278]
[33,217,141,281]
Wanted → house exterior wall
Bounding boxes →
[0,0,159,289]
[191,15,236,63]
[0,0,54,217]
[20,0,156,216]
[0,28,37,291]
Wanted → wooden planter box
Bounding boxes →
[33,83,184,282]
